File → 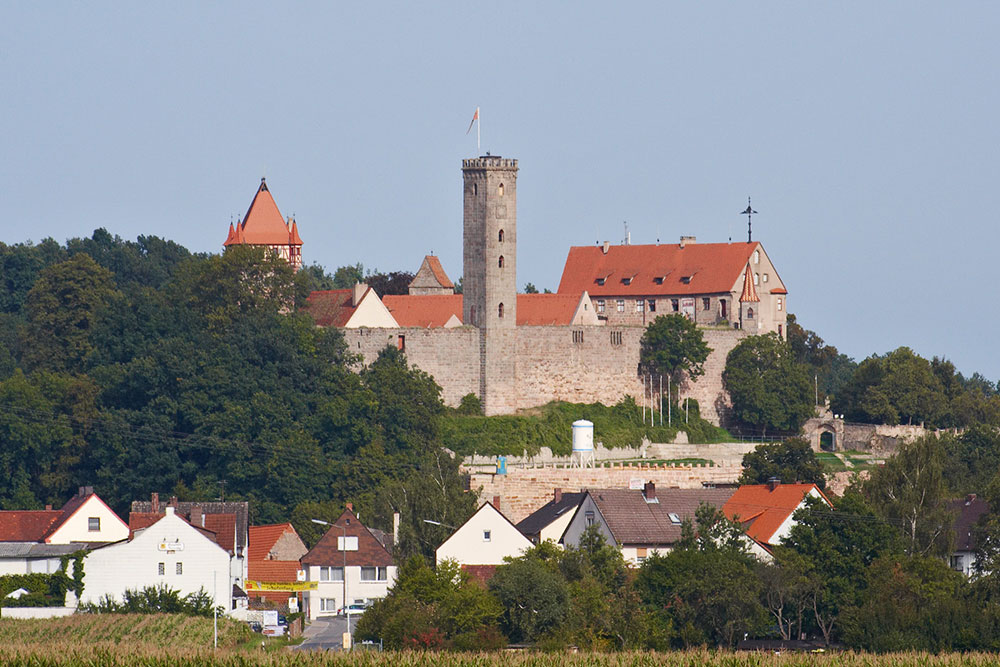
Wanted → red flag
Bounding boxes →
[466,107,479,135]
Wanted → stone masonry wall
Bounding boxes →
[469,463,742,523]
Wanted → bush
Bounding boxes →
[79,584,222,618]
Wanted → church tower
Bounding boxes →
[462,156,518,414]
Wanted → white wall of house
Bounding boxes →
[303,564,397,618]
[47,495,129,544]
[437,503,532,566]
[344,290,399,328]
[538,511,577,545]
[770,488,829,546]
[80,508,232,613]
[952,550,978,577]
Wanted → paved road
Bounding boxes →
[295,616,355,651]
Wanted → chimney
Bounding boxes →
[602,241,610,254]
[967,493,977,506]
[553,488,562,504]
[85,486,94,495]
[45,504,52,511]
[352,283,367,307]
[493,495,501,508]
[767,477,781,491]
[643,481,656,501]
[679,236,696,248]
[345,502,353,512]
[169,496,178,508]
[190,505,204,527]
[392,512,400,546]
[78,486,86,497]
[151,492,160,513]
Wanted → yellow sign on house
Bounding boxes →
[244,580,318,592]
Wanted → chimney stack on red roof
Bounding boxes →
[351,283,367,307]
[151,492,159,512]
[967,494,978,505]
[190,505,204,528]
[345,502,353,512]
[45,504,52,511]
[553,488,562,504]
[169,496,178,508]
[643,481,656,501]
[493,495,501,508]
[768,477,781,491]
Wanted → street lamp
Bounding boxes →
[421,519,457,529]
[312,519,351,638]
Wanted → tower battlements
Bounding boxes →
[462,156,518,171]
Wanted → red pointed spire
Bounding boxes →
[739,263,759,303]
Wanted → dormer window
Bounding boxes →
[681,276,692,284]
[622,277,631,286]
[654,277,664,285]
[596,278,605,286]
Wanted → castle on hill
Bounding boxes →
[223,177,304,271]
[227,158,789,423]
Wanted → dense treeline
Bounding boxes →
[0,231,475,557]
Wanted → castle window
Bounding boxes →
[498,229,504,242]
[498,183,505,197]
[671,299,679,312]
[747,307,754,319]
[754,250,760,264]
[702,298,710,311]
[572,330,584,344]
[763,273,769,283]
[498,303,504,318]
[610,331,622,346]
[635,300,644,313]
[753,273,759,286]
[648,299,656,312]
[473,183,478,195]
[398,335,405,351]
[597,300,605,313]
[616,300,625,313]
[720,299,727,318]
[498,255,505,268]
[778,324,783,337]
[777,298,783,311]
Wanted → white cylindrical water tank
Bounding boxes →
[572,419,594,452]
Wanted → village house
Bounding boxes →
[82,505,234,613]
[561,484,736,564]
[516,489,587,546]
[246,523,309,610]
[300,506,396,620]
[948,494,989,577]
[722,480,833,560]
[436,502,533,583]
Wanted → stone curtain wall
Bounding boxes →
[680,328,747,425]
[469,463,742,523]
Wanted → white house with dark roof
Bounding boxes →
[561,483,735,564]
[949,494,989,577]
[516,489,587,545]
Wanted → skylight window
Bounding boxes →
[669,513,681,524]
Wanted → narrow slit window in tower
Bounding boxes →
[498,255,505,268]
[498,229,504,242]
[498,183,504,197]
[498,303,504,318]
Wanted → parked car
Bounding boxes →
[337,603,368,616]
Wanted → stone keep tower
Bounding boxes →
[462,156,518,415]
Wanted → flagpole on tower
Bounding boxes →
[477,108,481,153]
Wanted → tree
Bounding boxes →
[639,314,712,383]
[490,553,570,644]
[523,282,538,294]
[860,434,955,557]
[366,270,415,296]
[740,438,826,490]
[331,263,364,289]
[786,313,856,401]
[833,347,948,427]
[723,333,815,435]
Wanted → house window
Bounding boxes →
[951,556,963,571]
[320,566,344,582]
[616,300,625,313]
[88,517,100,532]
[747,307,754,319]
[754,250,760,264]
[671,299,679,312]
[610,331,622,346]
[777,298,783,311]
[702,298,710,311]
[176,562,183,575]
[320,598,338,612]
[337,536,359,551]
[158,562,165,576]
[585,511,595,526]
[498,229,504,242]
[572,330,584,344]
[498,255,504,268]
[397,335,405,351]
[483,530,492,542]
[753,273,759,286]
[361,567,388,582]
[720,299,727,319]
[648,299,656,312]
[498,302,504,318]
[597,300,605,314]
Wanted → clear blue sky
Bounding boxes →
[4,3,998,379]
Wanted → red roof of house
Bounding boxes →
[723,483,831,546]
[248,523,296,562]
[461,564,497,586]
[516,293,582,325]
[0,511,61,541]
[739,264,760,303]
[557,242,758,297]
[383,294,463,328]
[304,289,359,327]
[248,560,301,584]
[223,178,302,248]
[424,256,454,289]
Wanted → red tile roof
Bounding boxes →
[383,294,463,328]
[424,256,454,289]
[0,511,61,542]
[248,560,302,584]
[739,264,760,303]
[587,487,736,545]
[304,290,359,327]
[461,564,497,586]
[248,523,296,562]
[556,242,759,297]
[723,483,831,546]
[301,508,394,568]
[516,294,582,326]
[223,178,302,248]
[203,514,237,553]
